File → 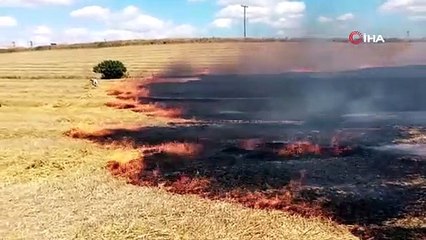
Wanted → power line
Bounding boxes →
[241,5,248,38]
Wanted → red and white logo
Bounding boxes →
[349,31,363,45]
[349,31,385,45]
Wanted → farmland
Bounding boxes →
[0,42,363,240]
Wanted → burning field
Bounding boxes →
[67,65,426,239]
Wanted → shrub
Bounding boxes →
[93,60,127,79]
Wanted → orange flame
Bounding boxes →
[107,159,145,185]
[145,142,202,156]
[105,101,136,109]
[278,141,322,157]
[104,78,183,120]
[167,175,211,194]
[131,103,182,118]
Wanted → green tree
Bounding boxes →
[93,60,127,79]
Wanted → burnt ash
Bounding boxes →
[144,66,426,123]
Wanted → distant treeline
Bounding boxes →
[1,37,425,53]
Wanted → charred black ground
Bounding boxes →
[75,65,426,240]
[145,65,426,123]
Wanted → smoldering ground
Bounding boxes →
[146,65,426,127]
[67,42,426,240]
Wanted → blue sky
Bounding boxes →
[0,0,425,47]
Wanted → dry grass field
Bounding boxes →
[0,43,359,240]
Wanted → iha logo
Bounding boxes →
[348,31,385,45]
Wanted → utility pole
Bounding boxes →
[241,5,248,38]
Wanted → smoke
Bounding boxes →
[160,62,196,77]
[145,64,426,125]
[153,42,426,76]
[232,42,426,74]
[125,41,426,126]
